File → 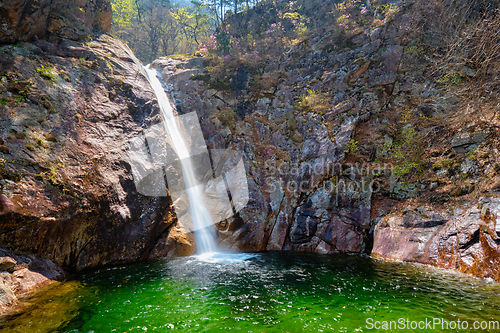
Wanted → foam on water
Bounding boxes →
[193,252,259,264]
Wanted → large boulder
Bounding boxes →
[372,198,500,281]
[0,248,65,313]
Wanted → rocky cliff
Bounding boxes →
[0,0,210,311]
[0,34,184,272]
[152,56,370,255]
[372,198,500,281]
[149,0,500,282]
[0,0,200,279]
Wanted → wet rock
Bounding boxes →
[148,224,195,258]
[155,52,365,256]
[0,248,65,313]
[218,178,271,251]
[0,277,17,313]
[290,207,319,244]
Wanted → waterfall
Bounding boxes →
[143,65,218,254]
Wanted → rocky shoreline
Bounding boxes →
[0,247,65,314]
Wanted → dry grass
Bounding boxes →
[407,1,500,105]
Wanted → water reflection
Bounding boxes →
[1,253,500,332]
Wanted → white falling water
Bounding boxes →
[143,65,217,254]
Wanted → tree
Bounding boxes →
[110,0,264,62]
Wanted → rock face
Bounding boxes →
[0,247,65,313]
[0,34,189,271]
[0,0,112,43]
[372,198,500,281]
[148,1,500,284]
[451,127,491,153]
[150,53,374,255]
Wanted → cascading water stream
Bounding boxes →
[143,65,217,254]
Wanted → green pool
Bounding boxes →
[2,252,500,332]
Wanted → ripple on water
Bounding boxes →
[2,253,500,332]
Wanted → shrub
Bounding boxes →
[297,90,332,115]
[36,65,59,81]
[0,157,6,175]
[408,1,500,104]
[345,138,360,154]
[209,107,237,128]
[437,72,460,85]
[391,126,426,178]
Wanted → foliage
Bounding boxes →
[111,0,136,27]
[297,90,331,115]
[111,0,214,63]
[0,157,7,175]
[391,126,425,178]
[209,107,237,128]
[283,10,308,36]
[36,65,59,81]
[432,158,454,169]
[345,139,360,154]
[437,72,460,85]
[408,0,500,107]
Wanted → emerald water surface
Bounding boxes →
[3,252,500,332]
